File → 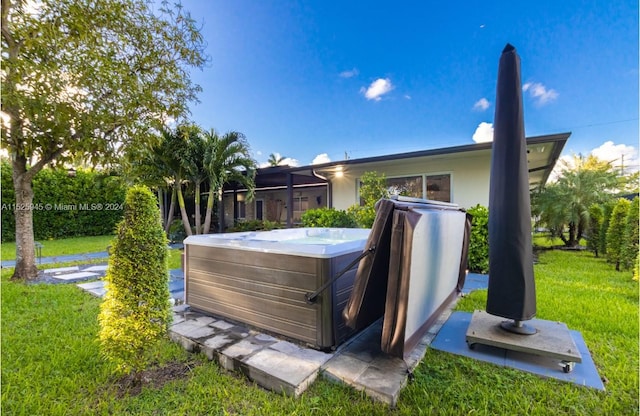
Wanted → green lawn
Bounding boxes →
[1,235,182,270]
[532,232,587,248]
[1,234,115,261]
[1,249,637,415]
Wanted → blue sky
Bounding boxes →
[181,0,638,169]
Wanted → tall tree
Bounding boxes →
[201,130,257,233]
[156,127,193,237]
[1,0,205,280]
[181,126,207,234]
[531,154,619,247]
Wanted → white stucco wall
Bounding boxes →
[330,149,492,210]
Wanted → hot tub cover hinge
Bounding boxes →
[305,246,376,304]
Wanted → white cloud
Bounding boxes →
[591,141,638,173]
[473,98,490,111]
[339,68,359,78]
[404,94,412,100]
[472,122,494,143]
[361,78,394,101]
[549,141,639,182]
[281,157,300,167]
[522,82,558,105]
[312,153,331,165]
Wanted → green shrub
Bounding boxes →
[621,197,639,272]
[598,201,614,257]
[1,162,126,242]
[606,198,631,271]
[345,171,389,228]
[301,207,358,228]
[587,204,604,257]
[98,185,171,376]
[467,204,489,273]
[228,219,283,232]
[347,205,376,228]
[168,219,187,243]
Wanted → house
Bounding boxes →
[222,132,570,228]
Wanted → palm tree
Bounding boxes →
[202,130,257,233]
[532,154,619,247]
[152,126,192,235]
[124,133,178,235]
[267,153,286,167]
[181,126,207,234]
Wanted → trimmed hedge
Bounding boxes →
[467,204,489,274]
[621,197,639,272]
[1,162,126,241]
[98,185,171,376]
[606,198,631,271]
[301,207,358,228]
[227,219,282,232]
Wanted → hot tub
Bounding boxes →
[184,228,371,349]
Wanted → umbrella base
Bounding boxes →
[500,319,537,335]
[465,310,583,369]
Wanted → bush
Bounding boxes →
[598,201,615,257]
[621,197,639,272]
[587,204,604,257]
[346,205,376,228]
[606,198,631,271]
[98,185,171,376]
[228,219,283,232]
[346,171,389,228]
[168,219,188,243]
[467,204,489,273]
[301,207,358,228]
[1,162,126,242]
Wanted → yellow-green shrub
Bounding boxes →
[606,198,631,271]
[98,185,171,376]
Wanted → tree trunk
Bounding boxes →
[577,220,585,248]
[11,158,39,281]
[164,188,176,235]
[217,188,224,233]
[567,222,578,247]
[176,182,192,236]
[202,188,214,234]
[194,180,201,234]
[157,188,165,228]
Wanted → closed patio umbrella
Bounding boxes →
[486,43,537,334]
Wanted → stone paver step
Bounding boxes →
[52,271,99,282]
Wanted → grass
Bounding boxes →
[1,245,638,415]
[532,232,587,248]
[1,235,182,270]
[1,234,115,260]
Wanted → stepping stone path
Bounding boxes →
[40,264,185,303]
[44,265,104,283]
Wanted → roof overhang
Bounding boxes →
[225,132,570,192]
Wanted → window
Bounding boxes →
[255,199,264,220]
[358,173,452,204]
[426,174,451,202]
[386,176,423,198]
[237,200,246,219]
[293,196,308,222]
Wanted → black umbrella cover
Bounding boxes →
[486,44,536,321]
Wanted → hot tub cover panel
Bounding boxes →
[342,199,395,331]
[343,197,471,358]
